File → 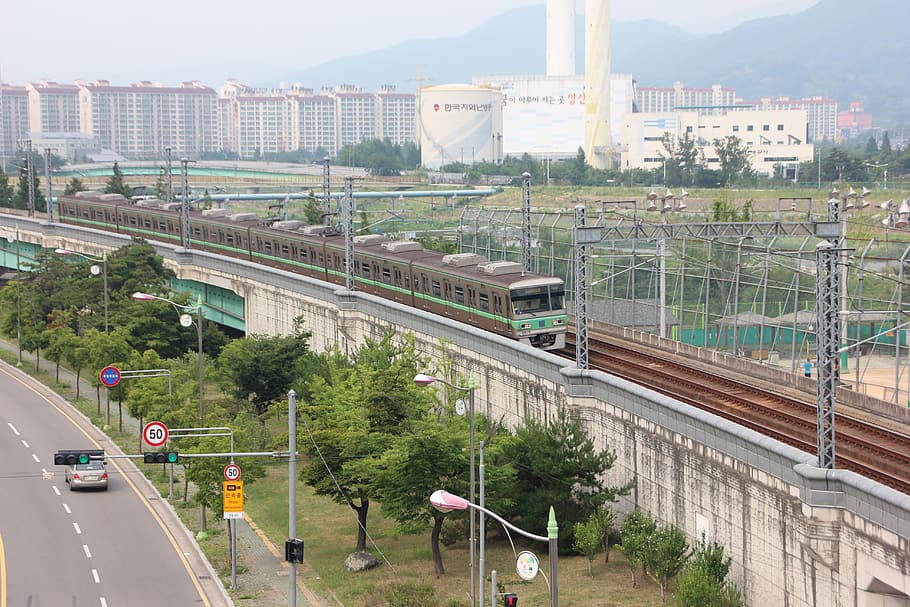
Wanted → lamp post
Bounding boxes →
[55,249,109,334]
[414,372,477,607]
[430,489,559,607]
[132,292,204,428]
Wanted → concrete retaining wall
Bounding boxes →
[16,216,910,606]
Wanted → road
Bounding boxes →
[0,361,232,607]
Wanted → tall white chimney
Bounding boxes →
[546,0,576,76]
[584,0,612,169]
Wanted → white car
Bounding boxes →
[64,460,109,491]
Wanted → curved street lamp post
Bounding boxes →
[132,292,204,427]
[55,248,109,334]
[430,489,559,607]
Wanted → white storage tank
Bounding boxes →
[418,84,502,170]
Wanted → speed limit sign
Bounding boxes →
[223,463,241,481]
[143,421,169,447]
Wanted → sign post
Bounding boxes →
[223,479,244,590]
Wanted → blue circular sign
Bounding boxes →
[100,365,121,387]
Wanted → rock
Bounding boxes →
[343,551,380,572]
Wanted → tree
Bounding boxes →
[216,327,313,412]
[713,136,755,186]
[675,538,743,607]
[0,170,14,207]
[502,407,633,548]
[63,177,87,195]
[643,523,690,602]
[619,510,656,588]
[573,507,614,576]
[880,131,893,156]
[103,162,131,197]
[659,133,700,186]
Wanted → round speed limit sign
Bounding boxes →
[143,421,169,447]
[223,463,242,481]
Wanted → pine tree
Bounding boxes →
[103,162,131,197]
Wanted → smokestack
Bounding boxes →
[584,0,612,169]
[546,0,575,76]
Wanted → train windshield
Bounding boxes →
[511,284,565,314]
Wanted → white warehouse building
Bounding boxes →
[621,108,814,179]
[418,84,503,169]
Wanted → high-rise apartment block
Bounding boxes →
[2,78,416,162]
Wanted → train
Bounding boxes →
[56,192,568,350]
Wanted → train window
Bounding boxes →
[226,233,234,245]
[494,294,503,315]
[431,280,441,297]
[394,269,402,286]
[454,286,464,304]
[142,217,152,229]
[382,268,391,283]
[281,243,290,256]
[511,285,559,313]
[479,293,489,311]
[361,261,370,277]
[263,240,273,254]
[444,281,452,300]
[468,287,476,307]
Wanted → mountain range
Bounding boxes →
[279,0,910,124]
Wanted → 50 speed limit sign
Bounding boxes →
[223,463,242,481]
[143,421,169,447]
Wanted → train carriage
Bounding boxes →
[56,193,567,350]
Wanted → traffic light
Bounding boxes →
[144,451,179,464]
[285,538,304,563]
[503,593,518,607]
[54,449,104,465]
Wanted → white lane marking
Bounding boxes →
[83,544,92,558]
[31,453,40,463]
[63,503,71,514]
[7,422,19,436]
[100,598,108,607]
[73,522,82,535]
[20,439,29,448]
[91,568,100,583]
[52,486,61,496]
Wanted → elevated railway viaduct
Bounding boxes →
[5,214,908,607]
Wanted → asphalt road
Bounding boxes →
[0,361,233,607]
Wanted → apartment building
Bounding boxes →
[621,108,814,178]
[333,85,377,151]
[76,80,219,159]
[26,80,81,134]
[635,82,737,115]
[376,85,416,147]
[0,84,29,161]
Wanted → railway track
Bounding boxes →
[562,332,910,494]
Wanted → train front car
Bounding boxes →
[506,275,568,350]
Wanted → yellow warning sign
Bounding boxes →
[223,480,244,518]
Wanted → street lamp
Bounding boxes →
[55,248,109,334]
[132,292,204,428]
[430,489,559,607]
[414,372,477,607]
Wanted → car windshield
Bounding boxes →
[75,462,104,471]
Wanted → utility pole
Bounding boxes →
[44,148,53,222]
[25,139,35,216]
[165,147,173,203]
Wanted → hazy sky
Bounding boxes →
[1,0,818,86]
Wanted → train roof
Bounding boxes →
[59,194,564,288]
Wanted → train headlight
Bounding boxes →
[519,322,531,329]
